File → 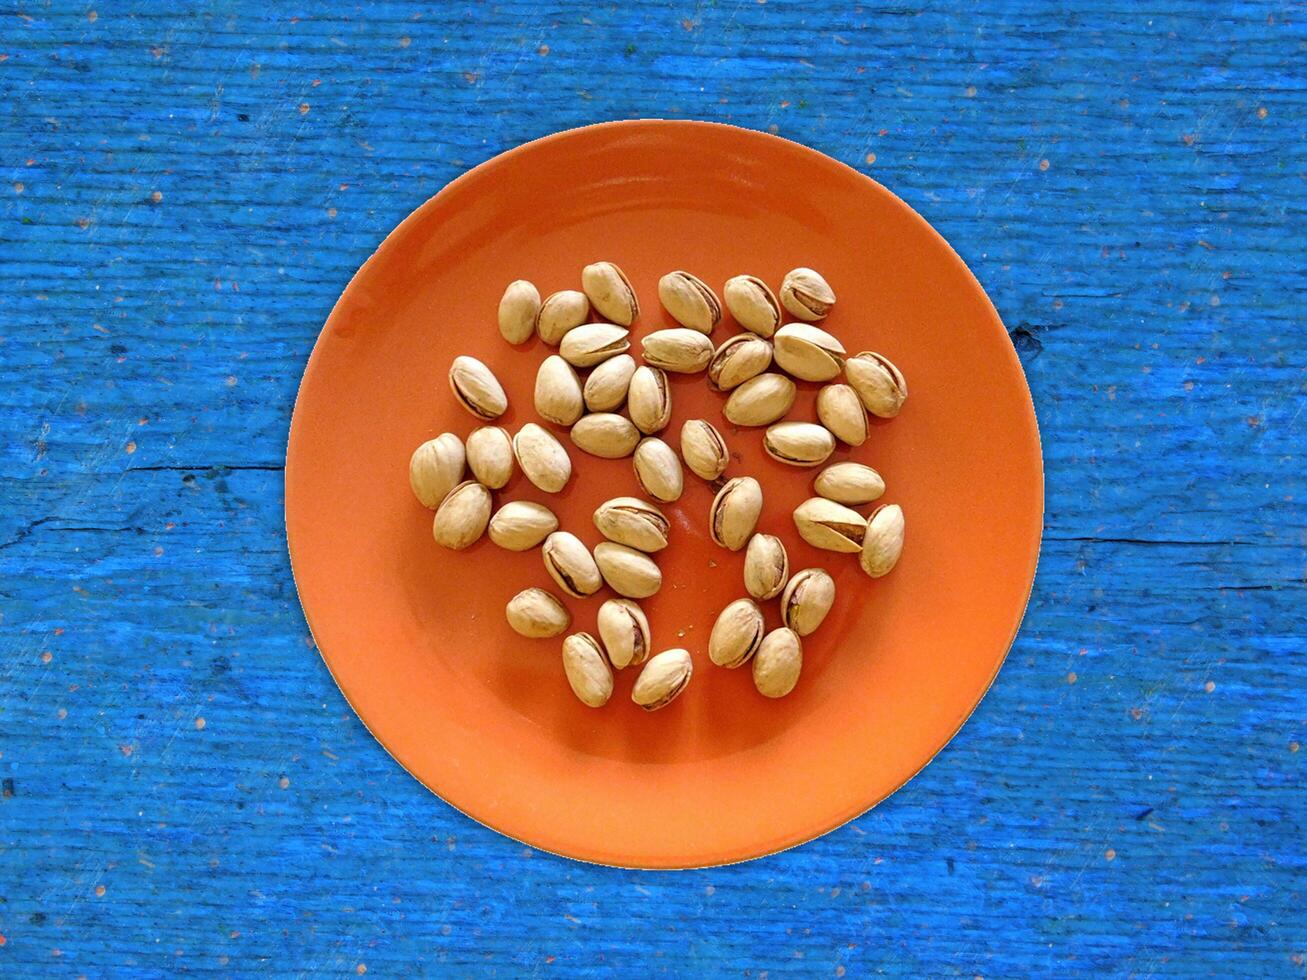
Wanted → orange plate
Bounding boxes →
[286,121,1043,869]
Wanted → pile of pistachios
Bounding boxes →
[409,262,907,711]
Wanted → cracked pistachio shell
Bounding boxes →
[593,497,670,553]
[710,476,763,551]
[498,279,541,344]
[513,423,572,493]
[465,425,514,489]
[772,323,846,382]
[708,332,773,391]
[792,496,867,553]
[816,383,869,447]
[535,289,591,346]
[431,480,491,550]
[846,351,908,418]
[679,419,729,481]
[813,462,885,505]
[562,632,613,708]
[570,413,640,459]
[779,267,836,321]
[559,322,630,368]
[449,355,508,420]
[631,648,693,711]
[505,587,570,638]
[409,433,465,509]
[488,500,558,551]
[860,504,905,578]
[744,533,789,600]
[542,531,602,597]
[597,598,651,669]
[709,598,765,668]
[583,353,636,412]
[641,328,714,373]
[633,437,684,503]
[594,541,662,599]
[722,372,796,427]
[534,355,584,425]
[628,365,672,434]
[753,628,802,698]
[763,421,836,467]
[657,271,721,333]
[723,274,782,337]
[581,261,639,326]
[780,568,836,636]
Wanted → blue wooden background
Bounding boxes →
[1,2,1303,975]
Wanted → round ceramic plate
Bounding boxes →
[286,120,1042,869]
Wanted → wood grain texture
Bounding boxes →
[0,2,1303,975]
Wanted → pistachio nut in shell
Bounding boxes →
[562,632,613,708]
[723,274,782,337]
[679,419,729,481]
[559,322,630,368]
[512,423,572,493]
[772,323,846,382]
[792,496,867,553]
[535,289,590,346]
[780,568,836,636]
[722,372,796,427]
[580,261,639,326]
[583,353,636,412]
[845,351,908,418]
[753,628,803,698]
[488,500,558,551]
[657,271,721,333]
[763,421,836,467]
[779,267,836,321]
[708,597,765,668]
[505,587,570,638]
[465,425,514,489]
[448,355,509,420]
[432,480,491,550]
[594,541,662,599]
[631,648,693,711]
[596,598,651,669]
[708,332,773,391]
[534,355,584,426]
[570,413,640,459]
[498,279,540,344]
[744,533,789,600]
[627,365,672,434]
[542,531,602,597]
[633,437,683,503]
[640,328,714,373]
[409,433,465,509]
[813,462,885,506]
[815,383,869,447]
[860,503,905,578]
[592,497,670,553]
[709,476,763,551]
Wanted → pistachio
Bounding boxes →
[562,632,613,708]
[583,353,636,412]
[779,267,836,321]
[772,324,846,382]
[505,587,570,638]
[488,500,558,551]
[498,279,541,344]
[641,328,714,373]
[512,423,572,493]
[792,497,867,553]
[597,598,651,669]
[542,531,602,597]
[431,480,491,550]
[449,355,509,420]
[594,541,662,599]
[709,598,765,668]
[657,271,721,333]
[408,433,465,509]
[679,419,729,481]
[813,462,885,505]
[763,421,836,467]
[631,648,693,711]
[534,355,585,426]
[465,425,514,489]
[628,365,672,434]
[581,261,639,326]
[570,413,640,459]
[722,373,796,427]
[710,476,763,551]
[723,274,782,337]
[815,383,869,447]
[860,503,905,578]
[744,533,789,600]
[708,333,773,391]
[845,351,908,418]
[633,437,683,503]
[559,322,630,368]
[780,568,836,636]
[752,628,802,698]
[593,497,670,553]
[535,289,591,346]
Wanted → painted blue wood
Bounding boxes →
[0,2,1302,975]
